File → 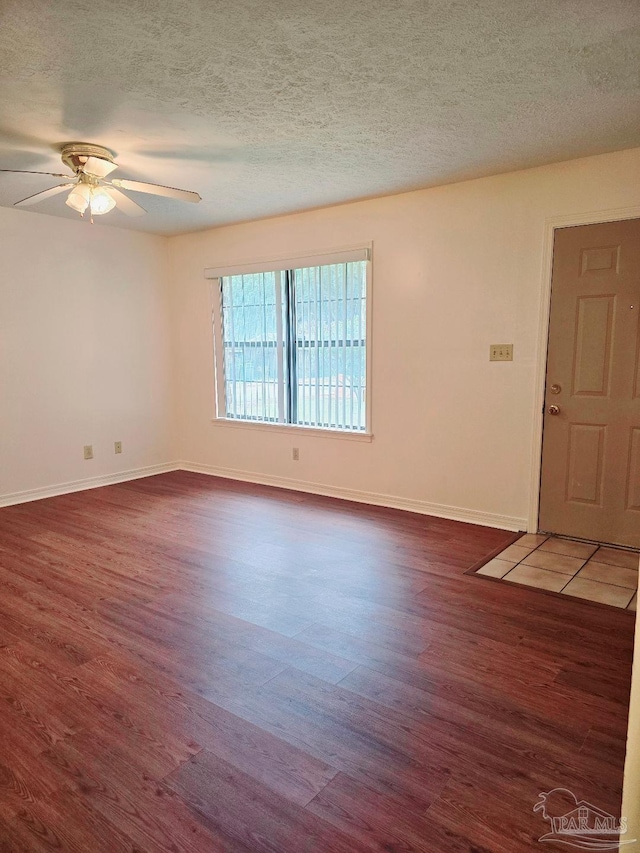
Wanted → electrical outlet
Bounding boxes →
[83,445,93,460]
[114,441,122,454]
[490,344,513,362]
[292,447,300,461]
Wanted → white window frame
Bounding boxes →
[206,245,373,439]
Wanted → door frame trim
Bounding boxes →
[527,204,640,533]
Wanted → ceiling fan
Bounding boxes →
[0,142,201,221]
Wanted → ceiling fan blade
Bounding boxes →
[1,169,73,178]
[104,187,145,217]
[111,178,201,203]
[14,183,74,207]
[82,156,118,178]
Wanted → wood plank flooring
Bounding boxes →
[0,471,634,852]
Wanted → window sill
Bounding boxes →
[211,418,373,442]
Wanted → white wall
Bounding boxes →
[168,147,640,529]
[0,207,173,502]
[3,148,640,522]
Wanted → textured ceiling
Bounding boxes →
[0,0,639,235]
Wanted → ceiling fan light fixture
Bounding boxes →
[89,186,116,215]
[65,182,91,213]
[4,142,201,220]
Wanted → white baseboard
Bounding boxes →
[178,461,526,531]
[0,462,181,508]
[0,459,526,532]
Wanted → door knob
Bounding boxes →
[547,405,561,416]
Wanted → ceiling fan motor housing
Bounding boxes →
[61,143,114,174]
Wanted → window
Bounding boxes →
[209,249,370,433]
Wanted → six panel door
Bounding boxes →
[539,218,640,548]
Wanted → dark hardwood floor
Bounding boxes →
[0,471,634,852]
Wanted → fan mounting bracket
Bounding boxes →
[60,142,115,174]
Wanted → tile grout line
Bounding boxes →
[558,573,573,594]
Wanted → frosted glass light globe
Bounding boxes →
[90,187,116,215]
[65,183,91,213]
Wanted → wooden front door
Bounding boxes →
[539,218,640,548]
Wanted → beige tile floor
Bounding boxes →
[477,533,639,610]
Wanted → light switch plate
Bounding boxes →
[490,344,513,361]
